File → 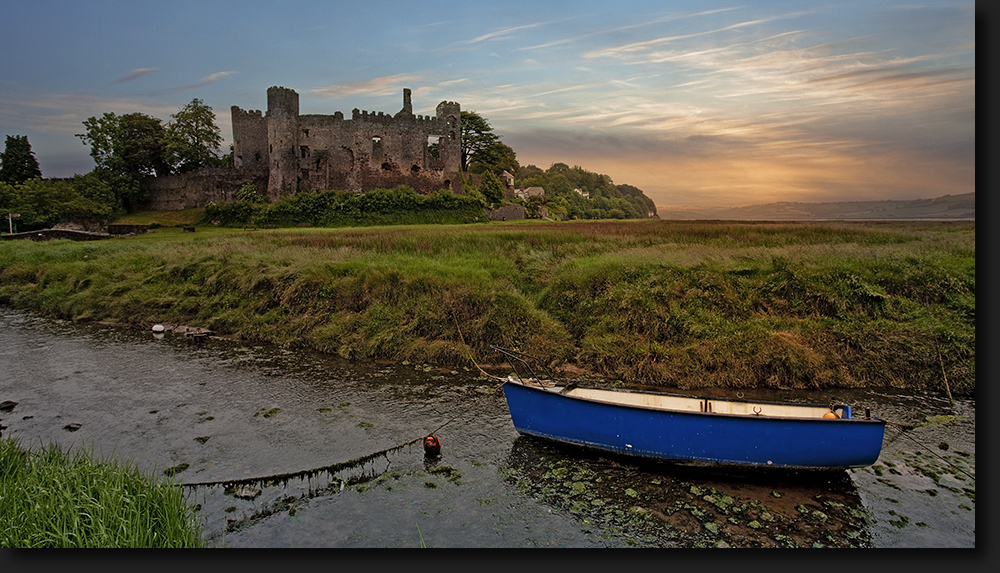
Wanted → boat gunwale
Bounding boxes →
[505,377,886,426]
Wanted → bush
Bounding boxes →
[205,186,488,228]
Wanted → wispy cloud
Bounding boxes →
[0,93,178,134]
[461,21,551,45]
[310,74,421,98]
[519,7,743,52]
[157,71,237,94]
[584,17,783,59]
[113,68,157,84]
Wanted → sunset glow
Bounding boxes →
[0,0,975,211]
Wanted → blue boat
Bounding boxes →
[492,346,886,470]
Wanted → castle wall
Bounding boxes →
[140,86,462,211]
[141,166,268,211]
[234,86,462,199]
[231,107,267,168]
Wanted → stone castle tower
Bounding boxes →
[232,87,462,201]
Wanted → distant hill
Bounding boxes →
[659,192,975,221]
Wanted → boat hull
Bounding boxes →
[502,381,886,470]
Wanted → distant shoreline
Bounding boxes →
[660,217,975,222]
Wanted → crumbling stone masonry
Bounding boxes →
[232,87,463,201]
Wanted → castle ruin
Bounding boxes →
[232,87,463,201]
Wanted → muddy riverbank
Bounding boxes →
[0,308,974,548]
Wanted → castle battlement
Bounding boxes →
[231,107,264,118]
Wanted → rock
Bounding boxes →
[0,401,17,412]
[63,423,82,432]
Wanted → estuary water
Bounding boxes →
[0,308,975,548]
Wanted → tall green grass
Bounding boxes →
[0,219,975,394]
[0,437,204,548]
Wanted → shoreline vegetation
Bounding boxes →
[0,218,975,397]
[0,436,204,548]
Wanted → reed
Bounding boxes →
[0,219,975,395]
[0,437,204,548]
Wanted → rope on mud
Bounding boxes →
[180,316,509,490]
[882,419,975,482]
[180,380,506,490]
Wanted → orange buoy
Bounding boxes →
[823,411,839,419]
[423,434,441,456]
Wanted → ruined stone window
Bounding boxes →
[302,129,309,137]
[381,161,393,171]
[372,136,383,156]
[300,146,310,159]
[411,165,421,174]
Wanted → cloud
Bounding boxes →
[461,21,552,45]
[1,93,178,135]
[310,74,422,98]
[113,68,158,84]
[157,71,237,94]
[518,7,743,52]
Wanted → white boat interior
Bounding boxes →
[513,377,844,419]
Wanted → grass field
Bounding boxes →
[0,218,975,395]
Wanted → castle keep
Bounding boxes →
[232,87,463,201]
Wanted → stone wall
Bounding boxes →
[141,166,268,210]
[486,204,526,221]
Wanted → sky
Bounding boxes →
[0,0,976,210]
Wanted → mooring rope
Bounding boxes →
[181,315,508,490]
[882,419,975,482]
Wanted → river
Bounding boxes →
[0,308,975,548]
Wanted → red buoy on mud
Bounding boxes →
[423,434,441,456]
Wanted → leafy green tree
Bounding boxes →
[617,183,657,217]
[164,98,223,173]
[77,111,171,179]
[460,111,500,172]
[0,135,42,184]
[469,141,519,177]
[478,170,505,207]
[77,111,170,211]
[118,113,171,177]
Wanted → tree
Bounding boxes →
[460,111,500,172]
[118,113,171,177]
[164,98,223,173]
[469,141,519,178]
[77,112,170,178]
[0,135,42,184]
[77,112,167,212]
[479,170,505,206]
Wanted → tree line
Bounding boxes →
[1,100,657,232]
[1,99,226,232]
[455,110,657,220]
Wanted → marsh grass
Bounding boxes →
[0,219,975,394]
[0,437,203,548]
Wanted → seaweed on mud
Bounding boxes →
[164,463,190,477]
